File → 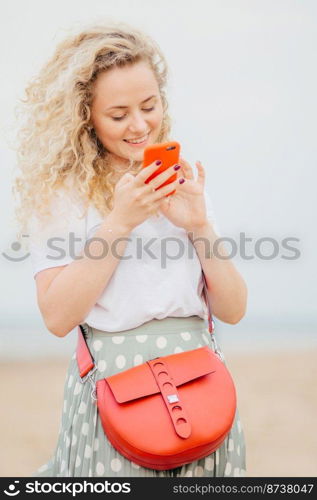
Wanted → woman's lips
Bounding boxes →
[124,133,150,147]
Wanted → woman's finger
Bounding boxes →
[179,156,194,180]
[135,159,166,187]
[195,160,206,187]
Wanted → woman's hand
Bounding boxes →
[158,156,209,232]
[111,160,184,232]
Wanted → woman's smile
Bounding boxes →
[123,131,151,146]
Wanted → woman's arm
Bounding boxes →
[36,212,131,337]
[188,221,248,324]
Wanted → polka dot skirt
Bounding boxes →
[33,316,246,477]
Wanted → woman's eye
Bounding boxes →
[112,107,155,121]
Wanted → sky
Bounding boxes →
[0,0,316,355]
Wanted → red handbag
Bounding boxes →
[76,271,236,470]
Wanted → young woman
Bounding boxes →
[14,21,247,477]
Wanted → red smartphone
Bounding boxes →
[142,141,181,196]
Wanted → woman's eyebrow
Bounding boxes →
[106,95,157,111]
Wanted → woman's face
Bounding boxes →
[90,60,164,164]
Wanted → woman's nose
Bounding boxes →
[127,112,148,133]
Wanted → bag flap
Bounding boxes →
[106,346,217,404]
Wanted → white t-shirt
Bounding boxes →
[28,185,220,332]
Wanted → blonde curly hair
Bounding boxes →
[13,21,172,240]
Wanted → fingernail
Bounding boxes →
[155,160,162,166]
[179,178,185,184]
[174,164,181,171]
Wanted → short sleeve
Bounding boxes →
[28,188,87,279]
[204,188,221,235]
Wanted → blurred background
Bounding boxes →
[0,0,316,477]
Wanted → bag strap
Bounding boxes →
[201,269,215,334]
[201,270,224,361]
[76,270,220,383]
[76,327,98,400]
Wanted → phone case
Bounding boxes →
[142,141,180,197]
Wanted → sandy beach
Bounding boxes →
[1,348,316,477]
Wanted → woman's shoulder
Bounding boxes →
[28,179,90,240]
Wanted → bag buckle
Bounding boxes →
[80,366,98,402]
[210,334,225,363]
